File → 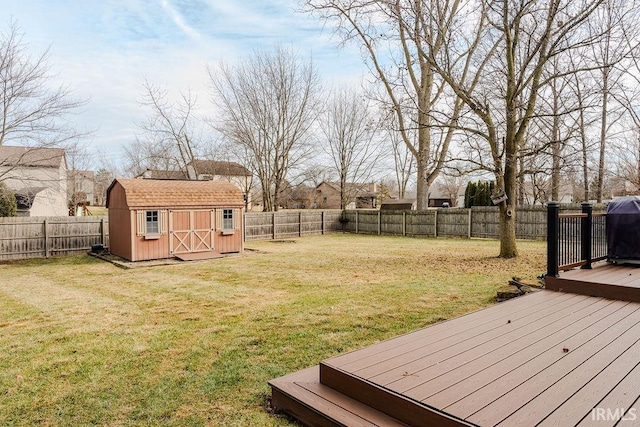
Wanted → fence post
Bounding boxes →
[272,212,276,240]
[468,208,472,239]
[44,218,50,258]
[581,202,593,269]
[403,211,406,236]
[434,210,438,238]
[378,211,381,235]
[299,211,302,237]
[355,210,359,234]
[546,201,559,277]
[101,217,107,245]
[321,211,325,235]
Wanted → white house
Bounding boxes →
[0,146,68,216]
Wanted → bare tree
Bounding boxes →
[421,0,611,257]
[305,0,466,210]
[0,21,86,181]
[386,116,415,199]
[209,46,321,211]
[66,139,95,208]
[132,80,203,178]
[320,86,381,209]
[300,163,334,188]
[439,174,464,207]
[588,0,638,202]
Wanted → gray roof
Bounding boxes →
[0,146,66,168]
[190,160,252,177]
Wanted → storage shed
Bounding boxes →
[106,178,244,261]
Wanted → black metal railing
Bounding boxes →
[547,202,608,277]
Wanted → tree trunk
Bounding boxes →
[499,160,519,258]
[499,201,518,258]
[597,68,609,203]
[415,159,429,210]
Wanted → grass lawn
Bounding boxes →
[0,234,545,426]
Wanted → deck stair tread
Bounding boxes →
[269,366,410,427]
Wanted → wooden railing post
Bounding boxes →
[321,211,325,235]
[547,202,559,277]
[581,202,593,269]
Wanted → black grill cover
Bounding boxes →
[606,196,640,260]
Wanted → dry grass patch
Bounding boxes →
[0,234,545,426]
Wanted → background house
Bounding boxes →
[0,146,68,216]
[137,159,253,209]
[68,169,95,206]
[380,199,417,210]
[315,181,378,209]
[428,184,454,207]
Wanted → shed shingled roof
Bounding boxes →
[107,178,244,208]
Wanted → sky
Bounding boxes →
[3,0,368,169]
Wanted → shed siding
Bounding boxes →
[107,182,128,209]
[108,208,132,260]
[214,208,242,253]
[133,232,170,261]
[216,231,242,253]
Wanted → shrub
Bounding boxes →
[0,181,17,217]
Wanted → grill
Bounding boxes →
[606,196,640,264]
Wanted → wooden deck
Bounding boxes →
[546,261,640,302]
[270,263,640,426]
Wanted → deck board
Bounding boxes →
[362,295,597,387]
[423,300,634,409]
[466,308,640,425]
[576,363,640,426]
[331,291,571,373]
[538,351,640,426]
[496,334,640,426]
[402,299,626,400]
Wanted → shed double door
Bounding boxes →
[169,210,215,254]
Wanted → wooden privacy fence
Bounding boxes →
[244,210,343,241]
[341,204,603,240]
[1,205,604,260]
[0,216,108,261]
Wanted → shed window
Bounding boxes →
[146,210,159,234]
[223,209,234,230]
[136,210,167,237]
[216,208,239,234]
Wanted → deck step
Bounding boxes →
[269,366,409,427]
[319,362,475,427]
